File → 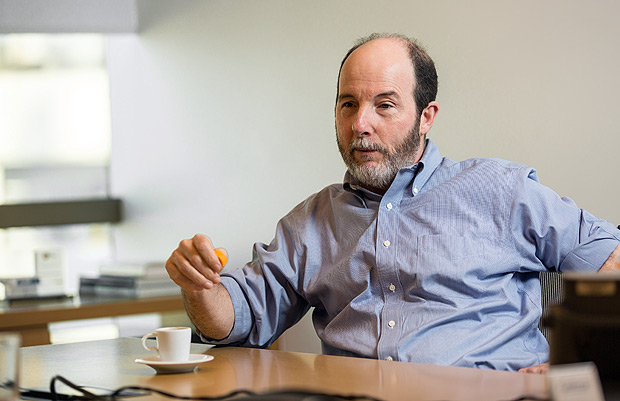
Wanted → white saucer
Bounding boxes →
[135,354,214,374]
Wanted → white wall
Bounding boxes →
[0,0,138,33]
[107,0,620,353]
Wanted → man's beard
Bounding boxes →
[337,122,421,192]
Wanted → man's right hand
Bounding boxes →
[165,234,235,340]
[165,234,228,291]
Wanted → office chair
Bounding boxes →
[539,271,564,341]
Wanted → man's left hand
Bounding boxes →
[519,363,549,374]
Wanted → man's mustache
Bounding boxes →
[348,138,388,155]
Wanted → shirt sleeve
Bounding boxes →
[510,167,620,273]
[199,213,311,348]
[195,275,254,344]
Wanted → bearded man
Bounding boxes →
[165,33,620,372]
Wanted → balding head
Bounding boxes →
[336,33,438,119]
[334,34,440,193]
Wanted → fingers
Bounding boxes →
[165,234,227,291]
[518,363,549,374]
[215,248,228,267]
[191,235,227,274]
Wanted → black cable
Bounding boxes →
[467,396,549,401]
[45,375,549,401]
[47,376,384,401]
[111,384,551,401]
[110,385,384,401]
[50,376,99,401]
[110,386,252,401]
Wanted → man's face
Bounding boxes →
[335,38,423,193]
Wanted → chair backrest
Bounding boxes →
[539,271,563,340]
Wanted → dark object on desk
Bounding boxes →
[110,386,384,401]
[20,386,148,401]
[546,272,620,382]
[21,376,383,401]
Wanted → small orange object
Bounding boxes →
[214,249,228,267]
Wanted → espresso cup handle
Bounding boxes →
[141,332,158,352]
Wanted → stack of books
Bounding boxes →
[79,262,180,298]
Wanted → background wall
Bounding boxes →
[107,0,620,353]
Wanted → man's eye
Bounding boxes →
[378,103,393,109]
[342,102,354,108]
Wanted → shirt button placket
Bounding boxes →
[378,198,399,362]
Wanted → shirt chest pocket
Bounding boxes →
[409,234,488,300]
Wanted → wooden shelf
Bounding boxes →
[0,295,185,346]
[0,198,122,228]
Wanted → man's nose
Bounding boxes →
[351,107,373,136]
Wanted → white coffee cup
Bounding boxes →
[141,327,191,362]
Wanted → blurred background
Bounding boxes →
[1,0,619,352]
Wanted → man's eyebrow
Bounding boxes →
[337,93,354,102]
[337,91,400,102]
[376,91,399,99]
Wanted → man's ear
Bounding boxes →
[419,101,439,136]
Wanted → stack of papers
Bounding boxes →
[79,262,180,298]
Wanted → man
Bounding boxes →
[166,33,620,372]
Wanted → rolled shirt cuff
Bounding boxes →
[560,225,620,272]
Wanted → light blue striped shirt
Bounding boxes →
[207,139,620,371]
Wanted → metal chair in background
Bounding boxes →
[539,271,564,341]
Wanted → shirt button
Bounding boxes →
[389,283,396,292]
[388,320,396,328]
[386,203,393,210]
[386,356,393,361]
[413,186,419,195]
[383,240,391,248]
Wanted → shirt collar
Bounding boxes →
[412,138,443,195]
[343,172,382,203]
